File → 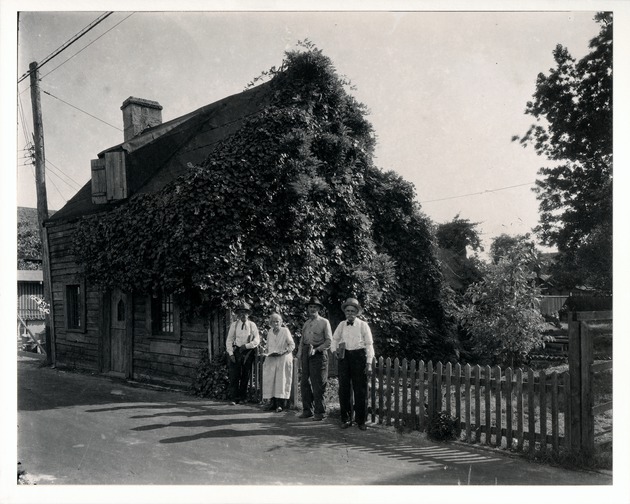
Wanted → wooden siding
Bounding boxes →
[48,220,100,371]
[133,295,229,386]
[47,218,229,386]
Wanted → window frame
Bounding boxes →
[64,279,86,333]
[146,291,180,341]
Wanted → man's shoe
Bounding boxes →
[341,421,352,429]
[275,406,283,413]
[298,412,313,419]
[312,414,324,421]
[357,424,367,431]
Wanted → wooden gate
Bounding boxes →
[568,310,613,455]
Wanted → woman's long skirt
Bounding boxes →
[262,353,293,399]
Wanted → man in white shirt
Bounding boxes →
[331,297,374,430]
[226,301,260,404]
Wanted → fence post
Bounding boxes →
[580,323,594,456]
[567,311,582,454]
[494,365,502,448]
[291,357,299,409]
[370,357,376,424]
[418,360,426,431]
[378,357,384,424]
[410,360,417,430]
[427,361,434,421]
[435,361,443,415]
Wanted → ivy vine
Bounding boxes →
[72,43,454,361]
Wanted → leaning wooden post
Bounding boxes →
[29,61,54,365]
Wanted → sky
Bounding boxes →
[11,8,606,254]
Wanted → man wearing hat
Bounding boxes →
[331,297,374,430]
[226,301,260,404]
[297,297,332,420]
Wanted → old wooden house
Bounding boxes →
[46,83,271,386]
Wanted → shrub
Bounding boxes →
[190,350,230,400]
[324,376,340,418]
[427,411,459,441]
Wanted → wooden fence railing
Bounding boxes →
[246,309,610,456]
[249,351,570,454]
[368,358,570,453]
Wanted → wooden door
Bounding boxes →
[110,289,130,377]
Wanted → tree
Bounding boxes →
[436,215,485,295]
[436,214,482,258]
[73,43,454,362]
[489,233,537,264]
[17,208,48,271]
[361,168,457,360]
[458,243,546,367]
[514,12,612,292]
[17,219,42,270]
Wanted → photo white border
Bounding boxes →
[2,1,628,503]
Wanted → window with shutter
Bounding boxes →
[90,158,107,204]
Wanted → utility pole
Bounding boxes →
[29,61,54,365]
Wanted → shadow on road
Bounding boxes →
[118,401,502,473]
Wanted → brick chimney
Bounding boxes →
[121,97,163,142]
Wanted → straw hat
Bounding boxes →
[341,297,362,312]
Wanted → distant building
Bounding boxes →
[17,206,53,351]
[17,269,45,351]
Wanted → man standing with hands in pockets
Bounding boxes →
[297,297,332,421]
[332,297,374,431]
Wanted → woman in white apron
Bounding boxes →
[263,313,295,412]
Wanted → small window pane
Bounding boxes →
[152,292,174,335]
[66,285,81,329]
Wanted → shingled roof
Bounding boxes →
[48,81,272,223]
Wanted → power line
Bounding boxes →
[25,157,70,204]
[42,89,122,131]
[46,164,80,193]
[46,161,83,191]
[45,171,67,204]
[420,181,536,204]
[17,12,114,84]
[17,94,32,145]
[46,159,83,189]
[38,12,135,82]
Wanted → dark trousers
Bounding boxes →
[300,349,328,415]
[228,348,255,402]
[338,349,368,425]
